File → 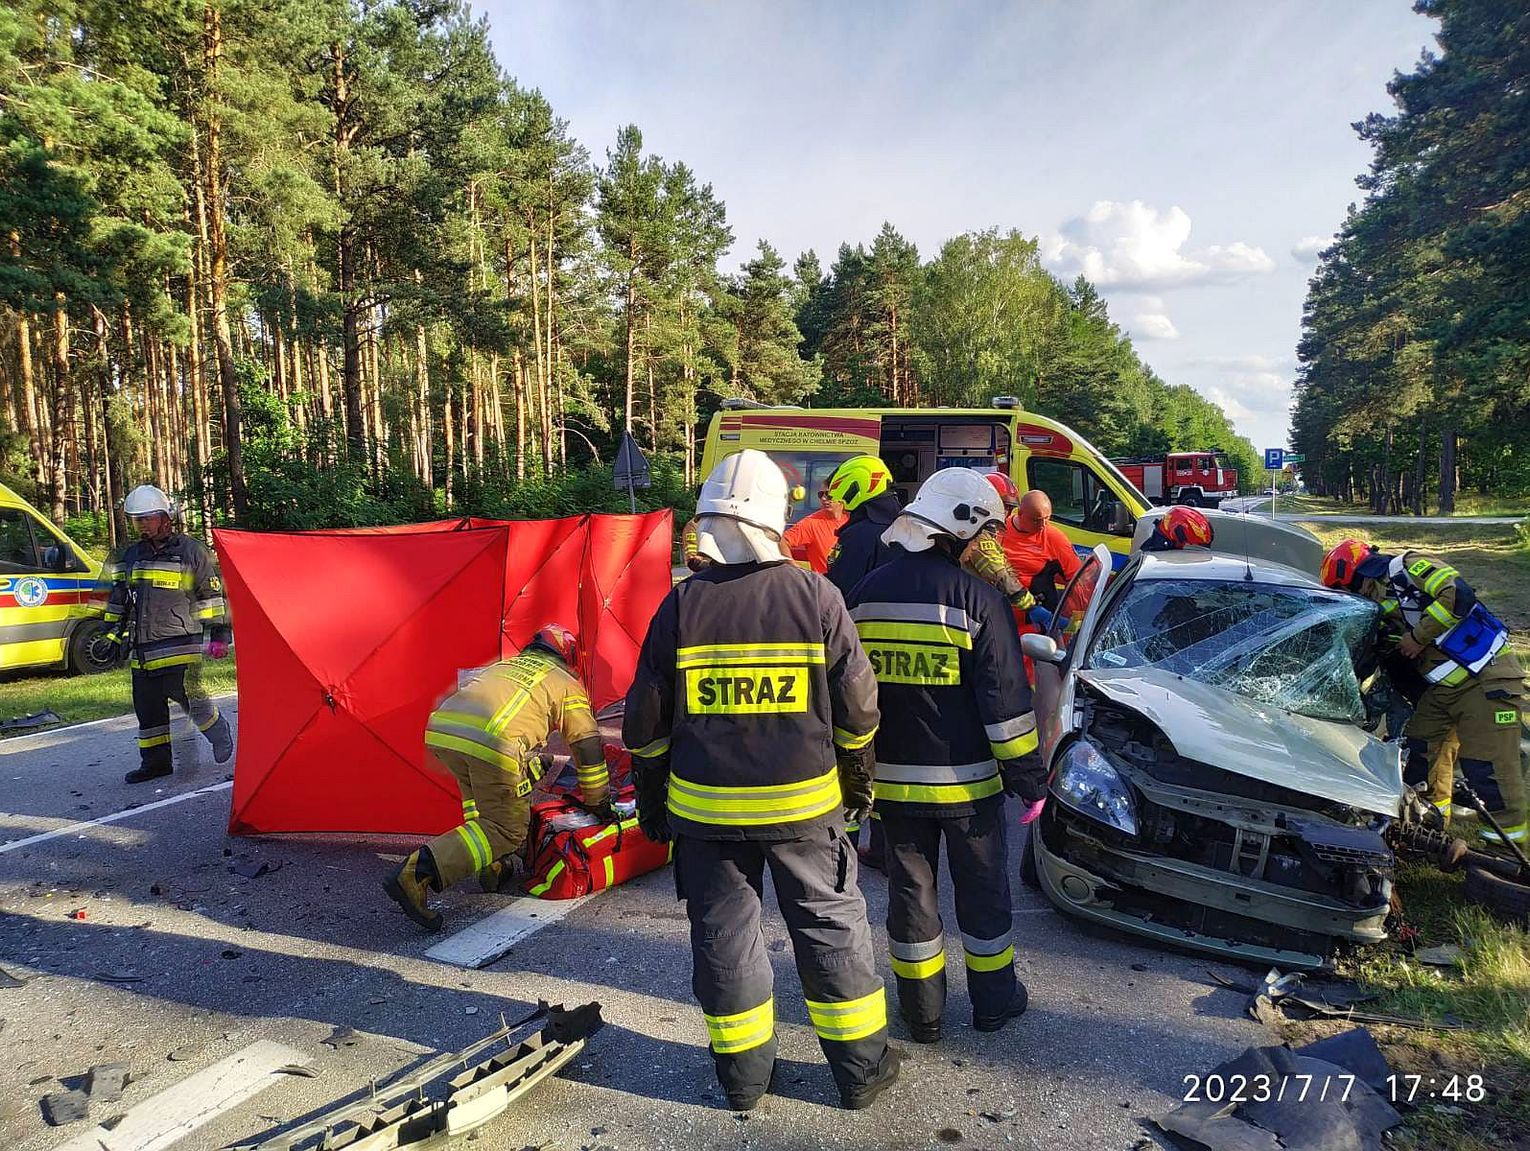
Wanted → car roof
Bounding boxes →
[1135,548,1330,592]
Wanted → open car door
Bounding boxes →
[1030,543,1115,760]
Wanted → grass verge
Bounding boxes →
[1279,491,1530,518]
[0,659,238,736]
[1279,863,1530,1149]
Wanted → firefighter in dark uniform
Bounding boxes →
[825,455,902,597]
[625,449,900,1113]
[1322,539,1525,841]
[103,485,233,783]
[846,468,1045,1043]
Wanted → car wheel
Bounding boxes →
[1463,863,1530,921]
[1019,826,1041,890]
[67,620,121,675]
[1177,494,1202,508]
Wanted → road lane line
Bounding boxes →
[426,893,596,968]
[0,693,238,753]
[55,1040,309,1151]
[0,781,232,855]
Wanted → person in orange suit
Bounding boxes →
[998,490,1081,616]
[783,485,849,573]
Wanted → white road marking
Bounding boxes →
[0,693,237,754]
[426,893,596,968]
[55,1040,309,1151]
[0,781,232,855]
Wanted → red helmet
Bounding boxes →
[530,622,579,668]
[1320,539,1371,590]
[984,472,1021,511]
[1152,505,1214,549]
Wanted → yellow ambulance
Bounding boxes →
[0,482,113,674]
[698,397,1153,569]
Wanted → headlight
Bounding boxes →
[1052,739,1138,836]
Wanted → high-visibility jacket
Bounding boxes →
[1358,550,1509,688]
[102,533,229,672]
[623,560,880,841]
[825,491,903,597]
[998,518,1080,610]
[784,508,848,574]
[426,650,608,804]
[846,547,1038,818]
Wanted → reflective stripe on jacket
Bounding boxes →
[102,533,229,672]
[846,547,1036,818]
[623,560,879,841]
[426,650,606,802]
[1363,551,1503,688]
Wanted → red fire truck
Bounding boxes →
[1111,450,1237,508]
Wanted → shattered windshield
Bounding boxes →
[1084,578,1380,723]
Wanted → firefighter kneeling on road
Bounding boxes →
[104,485,233,783]
[383,623,610,931]
[846,468,1045,1043]
[624,449,900,1113]
[1322,539,1526,842]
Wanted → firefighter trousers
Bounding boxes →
[674,830,890,1105]
[424,745,535,888]
[131,665,227,771]
[881,803,1015,1028]
[1406,657,1527,839]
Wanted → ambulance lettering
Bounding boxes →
[686,666,809,714]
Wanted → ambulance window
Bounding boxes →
[0,509,40,573]
[1028,458,1132,536]
[766,451,856,524]
[31,517,86,572]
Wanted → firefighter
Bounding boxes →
[1141,505,1215,551]
[846,468,1044,1043]
[624,449,900,1113]
[681,517,711,573]
[825,454,903,596]
[1321,540,1525,841]
[383,623,610,931]
[998,489,1081,613]
[962,472,1056,630]
[103,484,233,783]
[783,483,848,573]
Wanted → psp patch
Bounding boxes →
[1496,710,1519,726]
[14,577,48,608]
[685,666,809,714]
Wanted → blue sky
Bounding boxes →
[482,1,1439,453]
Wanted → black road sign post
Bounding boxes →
[613,431,651,514]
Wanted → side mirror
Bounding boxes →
[1108,502,1134,537]
[1021,633,1063,663]
[44,545,68,572]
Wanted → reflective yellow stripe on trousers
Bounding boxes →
[805,988,886,1042]
[705,997,774,1054]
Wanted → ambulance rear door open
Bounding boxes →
[878,415,1012,505]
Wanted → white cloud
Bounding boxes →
[1044,200,1277,290]
[1291,234,1333,264]
[1188,353,1293,371]
[1132,312,1180,340]
[1204,371,1294,424]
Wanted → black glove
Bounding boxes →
[1000,754,1047,804]
[580,796,618,823]
[634,763,672,844]
[837,747,875,823]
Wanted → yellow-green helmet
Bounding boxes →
[828,455,892,512]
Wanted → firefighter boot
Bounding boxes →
[124,762,173,784]
[840,1045,902,1111]
[207,716,234,765]
[477,854,526,894]
[383,848,444,932]
[973,982,1029,1033]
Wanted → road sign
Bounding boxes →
[613,430,651,513]
[1284,453,1305,464]
[1263,448,1284,470]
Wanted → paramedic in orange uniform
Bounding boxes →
[783,485,848,574]
[999,489,1081,615]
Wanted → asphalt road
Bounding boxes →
[1218,495,1521,525]
[0,706,1272,1151]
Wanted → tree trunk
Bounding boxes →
[203,3,246,518]
[10,232,46,491]
[49,298,72,524]
[1412,422,1429,516]
[414,321,432,485]
[513,349,526,480]
[91,309,120,548]
[623,265,637,433]
[331,40,365,462]
[1438,424,1456,515]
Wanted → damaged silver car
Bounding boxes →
[1022,539,1412,970]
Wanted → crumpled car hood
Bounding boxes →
[1077,666,1404,816]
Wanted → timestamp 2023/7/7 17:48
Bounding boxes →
[1181,1073,1488,1105]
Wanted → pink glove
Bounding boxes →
[207,640,229,660]
[1019,798,1046,825]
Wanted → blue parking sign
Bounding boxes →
[1263,448,1284,470]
